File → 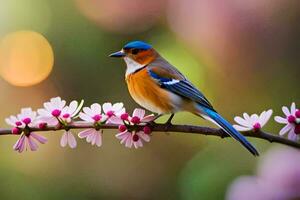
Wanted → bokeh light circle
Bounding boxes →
[0,31,54,87]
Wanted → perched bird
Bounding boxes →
[109,41,259,156]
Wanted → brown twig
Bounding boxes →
[0,122,299,149]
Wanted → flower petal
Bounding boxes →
[243,113,251,121]
[43,102,53,112]
[233,125,252,132]
[27,136,38,151]
[291,102,296,115]
[37,108,51,117]
[13,134,25,150]
[86,132,94,143]
[18,136,26,153]
[116,131,130,140]
[288,128,298,141]
[250,114,259,126]
[90,133,97,145]
[30,132,48,144]
[133,141,139,149]
[83,107,94,117]
[125,135,133,148]
[78,128,94,138]
[133,108,145,119]
[137,132,151,142]
[67,132,77,148]
[141,114,156,123]
[282,106,290,117]
[5,115,18,126]
[112,103,124,112]
[279,124,293,136]
[91,103,101,115]
[79,112,93,122]
[102,103,112,113]
[259,109,273,127]
[274,116,287,124]
[115,108,126,116]
[120,133,131,144]
[60,131,68,147]
[107,116,123,125]
[234,116,251,127]
[95,132,102,147]
[68,100,78,116]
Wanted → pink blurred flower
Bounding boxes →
[75,0,166,33]
[78,103,106,147]
[275,102,299,141]
[5,108,37,129]
[112,108,154,148]
[226,147,300,200]
[13,132,47,153]
[233,109,273,132]
[60,131,77,149]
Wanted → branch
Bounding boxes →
[0,122,299,149]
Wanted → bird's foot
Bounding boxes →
[147,114,162,127]
[164,114,175,133]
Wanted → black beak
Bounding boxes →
[109,51,125,58]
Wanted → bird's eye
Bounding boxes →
[131,49,140,55]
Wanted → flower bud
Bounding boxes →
[143,126,152,134]
[132,134,139,142]
[22,118,31,125]
[118,125,127,132]
[295,125,300,135]
[131,116,140,124]
[295,110,300,118]
[51,109,61,117]
[120,113,129,121]
[288,115,296,123]
[39,122,47,129]
[253,123,261,132]
[11,127,20,134]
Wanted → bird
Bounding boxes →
[109,41,259,156]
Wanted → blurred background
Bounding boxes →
[0,0,299,199]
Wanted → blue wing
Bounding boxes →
[148,67,259,156]
[148,69,215,111]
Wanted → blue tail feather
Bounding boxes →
[201,106,259,156]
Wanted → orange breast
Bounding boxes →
[126,68,174,114]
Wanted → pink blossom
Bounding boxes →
[37,97,83,126]
[13,132,47,153]
[78,103,106,147]
[37,97,67,126]
[79,103,107,123]
[102,102,125,123]
[116,130,150,149]
[78,129,102,147]
[113,108,154,148]
[274,102,299,141]
[60,100,83,123]
[233,109,273,132]
[60,131,77,148]
[5,108,37,129]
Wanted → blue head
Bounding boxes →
[109,41,157,66]
[123,41,152,51]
